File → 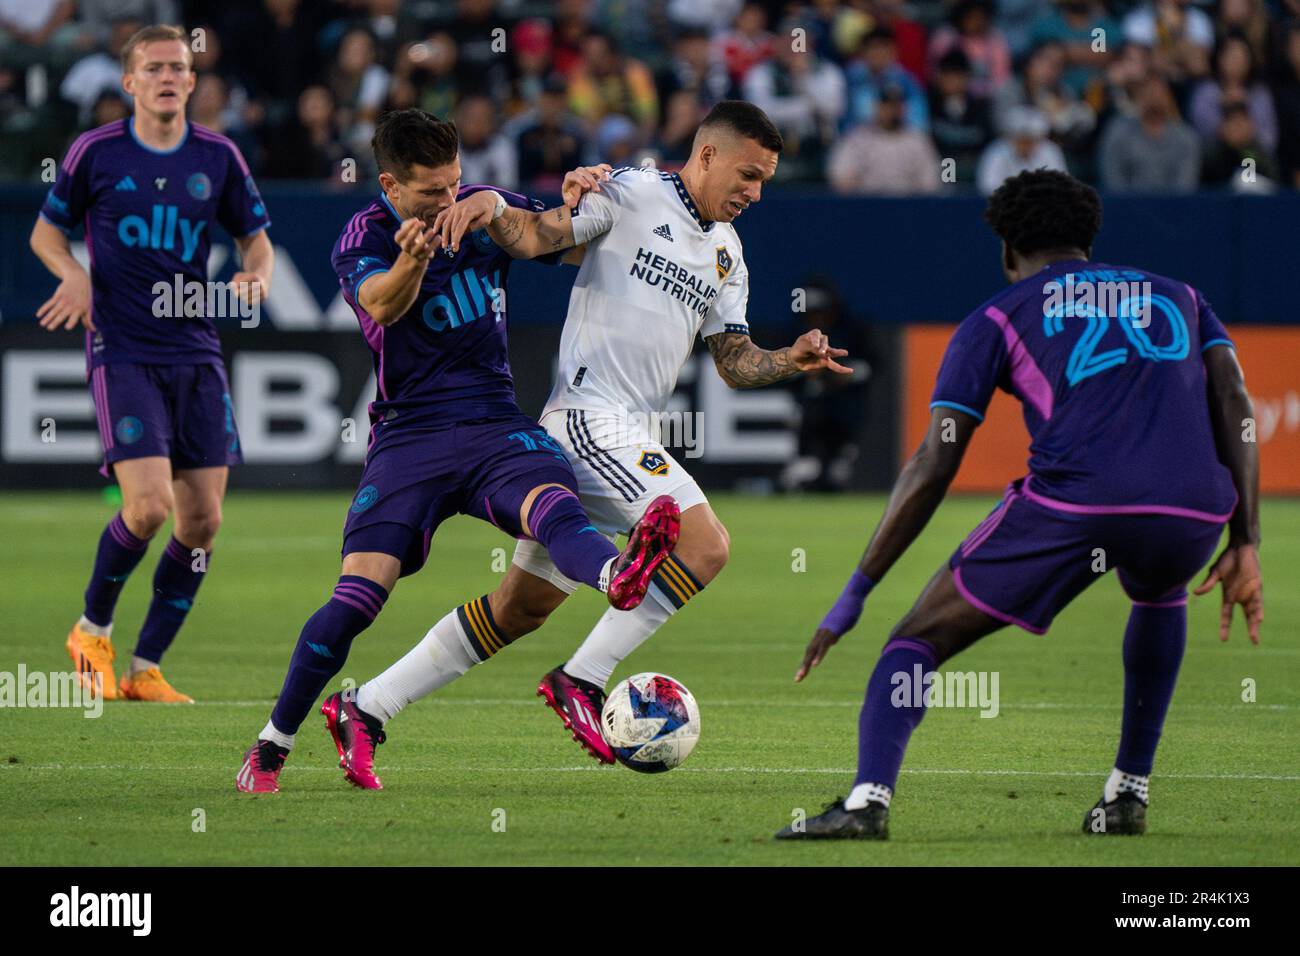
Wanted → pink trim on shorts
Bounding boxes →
[961,485,1020,557]
[984,306,1054,421]
[953,567,1048,635]
[1021,476,1235,524]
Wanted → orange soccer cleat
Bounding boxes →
[65,623,119,700]
[119,666,194,703]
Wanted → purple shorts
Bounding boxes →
[342,414,579,577]
[90,362,241,477]
[950,478,1226,634]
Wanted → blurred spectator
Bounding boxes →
[90,88,130,127]
[928,0,1012,98]
[995,41,1097,165]
[1275,23,1300,188]
[828,82,942,194]
[1201,99,1278,187]
[261,84,346,180]
[929,48,994,184]
[190,73,258,167]
[1099,74,1201,190]
[515,74,587,193]
[656,27,731,112]
[593,112,645,167]
[330,27,390,157]
[977,105,1068,193]
[593,0,668,68]
[1216,0,1272,72]
[872,0,929,82]
[744,22,847,181]
[568,30,660,141]
[433,0,512,102]
[780,277,873,493]
[654,88,705,164]
[1122,0,1213,86]
[506,19,554,117]
[1102,41,1154,120]
[78,0,176,47]
[456,93,518,190]
[998,0,1053,58]
[391,32,458,120]
[667,0,743,36]
[552,0,592,77]
[1188,34,1277,152]
[0,0,90,70]
[717,3,775,89]
[61,18,140,125]
[1027,0,1119,98]
[843,26,930,131]
[224,0,332,125]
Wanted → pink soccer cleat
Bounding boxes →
[537,666,615,764]
[607,494,680,611]
[235,740,289,794]
[321,691,387,790]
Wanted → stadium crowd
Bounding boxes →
[3,0,1300,193]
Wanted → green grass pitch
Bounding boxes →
[1,491,1295,866]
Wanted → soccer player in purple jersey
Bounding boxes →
[776,170,1263,840]
[29,25,274,704]
[235,109,678,793]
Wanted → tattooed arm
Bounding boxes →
[486,203,580,260]
[704,330,851,389]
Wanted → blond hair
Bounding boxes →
[120,24,192,73]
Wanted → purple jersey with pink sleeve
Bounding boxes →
[930,259,1237,521]
[39,119,270,369]
[332,186,560,428]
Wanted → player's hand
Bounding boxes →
[1193,543,1263,644]
[431,191,497,255]
[561,163,612,208]
[36,268,93,331]
[394,217,436,262]
[795,627,843,683]
[230,271,267,306]
[790,328,851,375]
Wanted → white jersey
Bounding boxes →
[541,166,750,419]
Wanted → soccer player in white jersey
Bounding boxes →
[339,101,851,771]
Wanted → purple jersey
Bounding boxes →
[40,119,270,369]
[931,259,1237,520]
[332,187,559,428]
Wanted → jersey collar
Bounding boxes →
[378,192,402,221]
[128,116,189,154]
[670,172,714,232]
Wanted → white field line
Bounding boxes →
[151,699,1297,711]
[0,763,1295,781]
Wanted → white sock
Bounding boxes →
[1103,767,1149,805]
[130,655,158,675]
[259,720,295,751]
[845,782,893,810]
[564,587,674,689]
[356,609,479,723]
[77,615,111,638]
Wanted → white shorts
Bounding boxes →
[512,408,708,594]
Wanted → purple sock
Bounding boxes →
[855,638,938,790]
[527,486,618,590]
[83,513,151,627]
[269,575,388,736]
[1115,603,1187,776]
[134,537,210,663]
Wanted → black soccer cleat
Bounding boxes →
[774,798,889,841]
[1081,793,1147,835]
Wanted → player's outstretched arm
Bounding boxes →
[705,329,851,389]
[358,218,435,326]
[231,229,275,306]
[30,216,93,331]
[1193,345,1263,644]
[795,407,978,682]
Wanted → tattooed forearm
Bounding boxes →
[705,333,797,388]
[488,205,574,258]
[489,208,527,251]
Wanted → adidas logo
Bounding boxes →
[115,176,137,191]
[653,223,673,242]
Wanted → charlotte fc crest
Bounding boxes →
[715,245,733,281]
[637,451,670,476]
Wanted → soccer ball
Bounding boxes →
[600,672,701,773]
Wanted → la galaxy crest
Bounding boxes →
[638,451,670,476]
[715,245,733,281]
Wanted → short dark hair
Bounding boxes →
[984,169,1102,258]
[372,108,460,181]
[698,100,784,154]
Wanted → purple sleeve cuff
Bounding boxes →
[819,569,876,636]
